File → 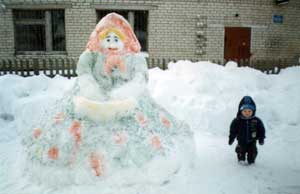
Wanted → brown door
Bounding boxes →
[224,27,251,61]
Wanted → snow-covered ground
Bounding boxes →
[1,61,300,194]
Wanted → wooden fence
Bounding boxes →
[0,58,77,78]
[0,57,299,78]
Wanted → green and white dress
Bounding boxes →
[23,50,194,184]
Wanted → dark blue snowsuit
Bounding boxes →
[229,96,266,164]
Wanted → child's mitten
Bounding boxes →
[259,139,264,145]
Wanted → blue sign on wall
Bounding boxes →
[273,15,284,24]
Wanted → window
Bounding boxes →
[97,10,148,52]
[13,10,66,54]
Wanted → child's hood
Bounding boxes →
[237,96,256,117]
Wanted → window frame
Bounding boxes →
[13,9,67,56]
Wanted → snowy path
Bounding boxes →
[191,131,300,194]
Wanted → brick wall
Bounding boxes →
[65,3,96,57]
[0,9,14,58]
[148,1,199,60]
[0,0,299,61]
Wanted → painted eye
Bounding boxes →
[107,39,110,42]
[114,38,118,42]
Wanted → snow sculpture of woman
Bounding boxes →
[23,13,193,184]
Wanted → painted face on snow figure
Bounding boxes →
[100,29,125,55]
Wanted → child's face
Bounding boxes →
[241,109,253,118]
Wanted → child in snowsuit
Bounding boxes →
[228,96,266,164]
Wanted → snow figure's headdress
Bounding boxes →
[86,13,141,54]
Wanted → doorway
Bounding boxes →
[224,27,251,61]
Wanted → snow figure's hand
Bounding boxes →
[104,55,126,75]
[89,152,103,176]
[33,128,42,139]
[76,74,106,101]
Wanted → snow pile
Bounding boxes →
[1,61,300,194]
[148,61,300,135]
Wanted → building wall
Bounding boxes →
[0,0,299,61]
[148,1,199,60]
[0,8,14,58]
[65,2,96,57]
